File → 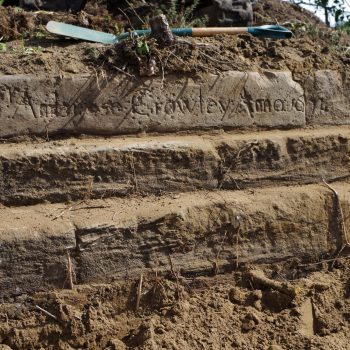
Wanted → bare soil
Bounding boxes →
[1,261,350,349]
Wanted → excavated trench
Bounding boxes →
[0,68,350,349]
[1,68,350,294]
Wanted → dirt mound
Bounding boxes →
[0,0,349,78]
[1,261,349,349]
[253,0,324,27]
[100,27,349,81]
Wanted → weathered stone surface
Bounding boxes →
[0,127,349,205]
[0,183,346,297]
[0,216,75,298]
[305,70,350,124]
[0,71,305,137]
[244,71,305,126]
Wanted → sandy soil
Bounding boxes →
[1,261,350,349]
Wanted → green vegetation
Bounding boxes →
[84,45,99,59]
[160,0,208,27]
[291,0,350,27]
[135,37,150,55]
[339,20,350,34]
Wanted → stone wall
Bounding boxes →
[2,70,348,137]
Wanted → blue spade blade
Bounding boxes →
[248,25,292,39]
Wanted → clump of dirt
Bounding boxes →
[1,261,349,349]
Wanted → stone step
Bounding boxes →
[1,126,349,205]
[0,70,349,138]
[1,183,349,298]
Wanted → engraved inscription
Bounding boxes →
[130,88,304,119]
[131,88,201,117]
[250,98,305,113]
[0,72,306,137]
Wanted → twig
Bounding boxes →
[92,67,101,91]
[199,51,232,65]
[118,7,135,30]
[169,255,182,300]
[35,305,58,321]
[65,250,75,290]
[111,64,135,79]
[152,257,167,297]
[328,174,350,183]
[218,140,258,190]
[126,0,146,25]
[154,52,165,87]
[249,270,297,298]
[322,178,350,246]
[130,153,139,192]
[71,205,111,211]
[136,273,143,310]
[299,255,350,267]
[214,231,227,275]
[322,178,350,268]
[52,200,85,221]
[236,227,241,269]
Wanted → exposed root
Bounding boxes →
[218,140,258,190]
[168,255,181,301]
[248,269,297,298]
[322,178,350,265]
[213,230,227,275]
[35,305,58,321]
[63,250,76,290]
[136,273,143,310]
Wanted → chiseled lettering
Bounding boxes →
[176,98,197,113]
[293,98,304,112]
[207,98,219,114]
[274,99,284,112]
[164,101,175,114]
[132,91,152,116]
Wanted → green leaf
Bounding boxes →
[136,40,149,55]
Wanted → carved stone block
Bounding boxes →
[305,70,350,124]
[0,71,306,137]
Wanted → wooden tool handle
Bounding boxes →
[191,27,248,37]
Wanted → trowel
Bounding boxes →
[46,21,292,44]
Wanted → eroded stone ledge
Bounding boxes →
[0,183,348,298]
[0,127,349,205]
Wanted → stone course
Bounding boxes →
[0,70,315,137]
